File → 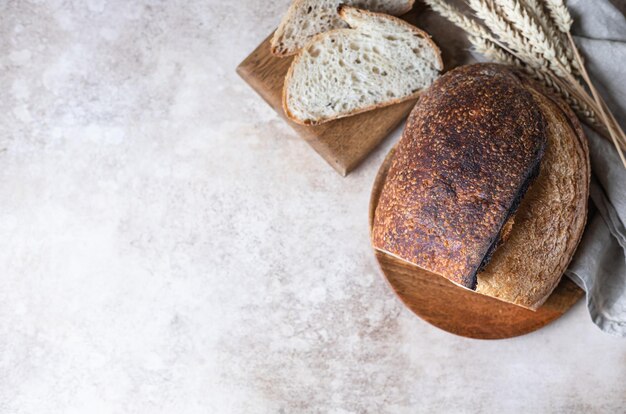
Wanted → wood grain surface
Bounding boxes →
[236,4,474,176]
[368,147,585,339]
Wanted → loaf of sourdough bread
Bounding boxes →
[372,64,547,290]
[372,63,589,310]
[475,81,589,310]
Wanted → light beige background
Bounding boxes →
[0,0,624,412]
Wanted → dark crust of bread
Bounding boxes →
[473,70,590,310]
[371,63,547,290]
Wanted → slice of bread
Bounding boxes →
[283,6,442,125]
[271,0,415,57]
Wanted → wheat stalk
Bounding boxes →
[522,0,552,35]
[470,36,601,128]
[521,0,580,74]
[467,0,544,68]
[565,32,626,159]
[495,0,573,76]
[545,0,626,151]
[544,0,572,32]
[422,0,492,38]
[470,36,519,64]
[543,0,585,71]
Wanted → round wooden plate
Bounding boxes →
[369,147,584,339]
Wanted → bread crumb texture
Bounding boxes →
[283,6,441,124]
[271,0,415,56]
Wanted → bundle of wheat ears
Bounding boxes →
[423,0,626,167]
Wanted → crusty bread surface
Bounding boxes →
[283,6,442,125]
[371,64,547,290]
[371,63,590,310]
[476,84,590,310]
[271,0,415,56]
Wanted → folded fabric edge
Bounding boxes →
[566,270,626,337]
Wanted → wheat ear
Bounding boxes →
[422,0,491,39]
[521,0,580,74]
[470,36,519,65]
[467,0,543,68]
[546,0,626,156]
[539,0,582,73]
[544,0,572,32]
[469,35,598,127]
[469,27,603,139]
[495,0,573,76]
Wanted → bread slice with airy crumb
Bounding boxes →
[271,0,415,57]
[282,6,442,125]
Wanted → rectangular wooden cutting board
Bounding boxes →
[236,4,473,176]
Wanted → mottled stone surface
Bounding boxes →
[0,1,624,413]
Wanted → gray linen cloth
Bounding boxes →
[560,0,626,336]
